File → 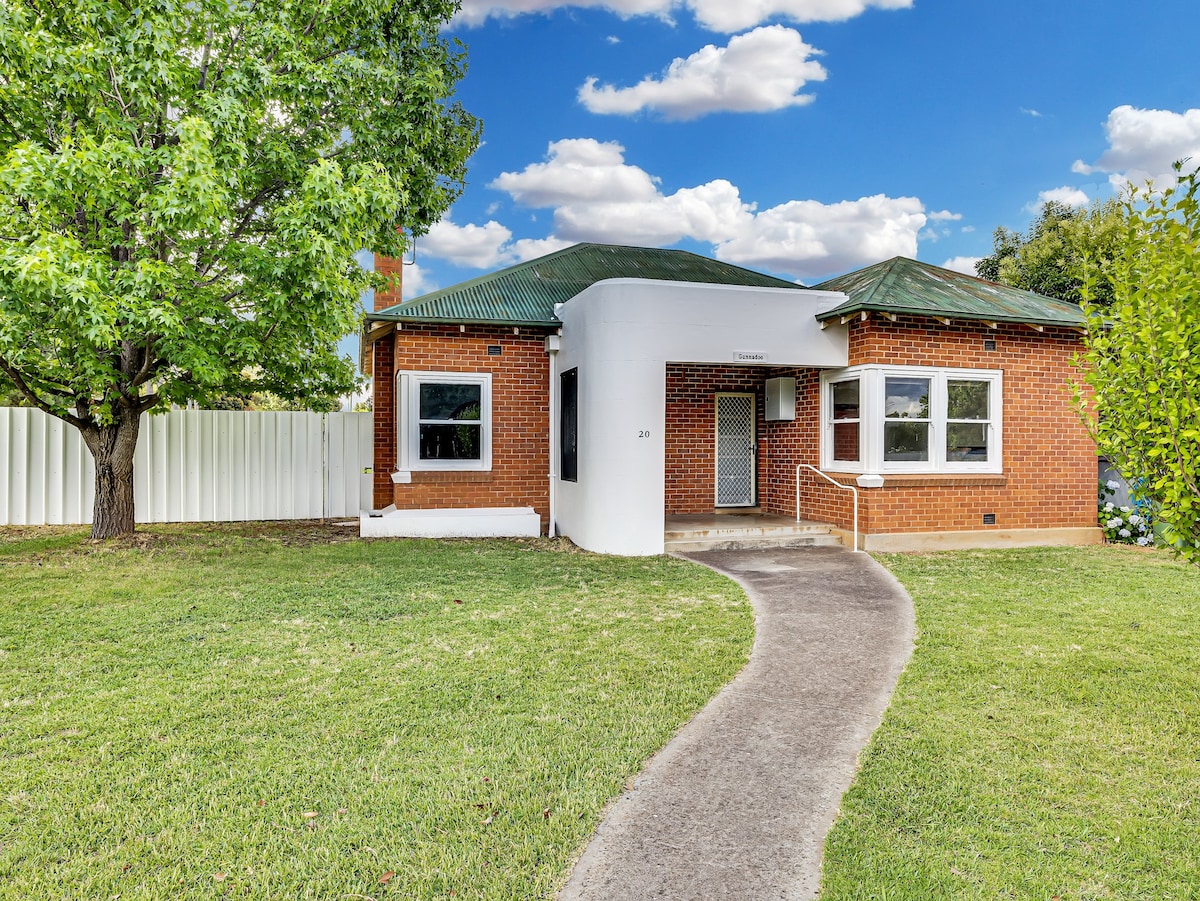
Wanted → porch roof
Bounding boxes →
[813,257,1086,329]
[365,242,805,327]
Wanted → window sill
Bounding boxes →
[405,470,494,484]
[822,470,1006,488]
[880,473,1006,487]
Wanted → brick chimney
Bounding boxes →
[373,253,404,311]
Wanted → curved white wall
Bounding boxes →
[553,279,848,555]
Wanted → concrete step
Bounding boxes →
[665,532,844,553]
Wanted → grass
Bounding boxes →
[821,545,1200,901]
[0,523,753,900]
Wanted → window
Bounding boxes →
[884,376,930,462]
[560,368,578,482]
[397,372,491,471]
[830,378,861,463]
[822,366,1001,474]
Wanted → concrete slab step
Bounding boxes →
[665,533,844,553]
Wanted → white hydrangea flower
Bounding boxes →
[1107,517,1123,529]
[1137,536,1152,546]
[1104,503,1115,512]
[1119,528,1132,538]
[1120,505,1133,514]
[1106,479,1121,490]
[1129,514,1142,525]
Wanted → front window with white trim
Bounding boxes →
[822,366,1002,474]
[397,371,492,471]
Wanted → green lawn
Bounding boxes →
[821,546,1200,901]
[0,524,753,900]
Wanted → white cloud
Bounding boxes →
[927,209,962,222]
[422,219,517,269]
[490,138,661,206]
[685,0,912,32]
[606,34,621,43]
[455,0,912,32]
[942,256,982,276]
[456,0,670,28]
[488,138,928,279]
[716,194,926,276]
[1074,105,1200,189]
[402,261,438,300]
[1026,186,1089,212]
[1021,107,1043,118]
[578,26,826,120]
[419,219,572,270]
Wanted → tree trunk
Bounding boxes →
[79,407,142,539]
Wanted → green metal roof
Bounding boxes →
[813,257,1085,328]
[367,242,804,326]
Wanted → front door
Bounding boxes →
[715,393,756,507]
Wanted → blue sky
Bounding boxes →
[394,0,1200,299]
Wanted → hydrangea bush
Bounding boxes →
[1098,480,1153,546]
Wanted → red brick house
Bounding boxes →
[361,244,1100,554]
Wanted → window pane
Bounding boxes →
[833,422,860,462]
[560,368,578,482]
[948,380,989,420]
[419,423,481,460]
[420,383,481,421]
[885,377,930,419]
[947,423,989,462]
[832,379,860,420]
[884,421,929,461]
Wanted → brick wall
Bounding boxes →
[371,323,554,525]
[373,253,403,311]
[664,365,768,514]
[840,318,1095,534]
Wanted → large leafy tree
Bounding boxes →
[1080,166,1200,563]
[976,198,1126,305]
[0,0,479,538]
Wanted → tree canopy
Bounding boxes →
[976,198,1126,305]
[1080,166,1200,563]
[0,0,480,536]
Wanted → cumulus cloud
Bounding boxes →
[402,261,438,300]
[1074,105,1200,188]
[927,210,962,222]
[717,194,926,276]
[491,138,662,206]
[1026,186,1089,212]
[421,219,572,270]
[578,26,826,120]
[685,0,912,32]
[456,0,913,32]
[484,138,928,279]
[942,256,982,277]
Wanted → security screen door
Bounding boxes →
[715,394,756,507]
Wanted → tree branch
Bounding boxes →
[0,355,89,429]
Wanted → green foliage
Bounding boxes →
[0,0,480,424]
[1080,165,1200,564]
[976,199,1126,305]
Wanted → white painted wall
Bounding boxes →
[0,408,372,525]
[553,279,848,555]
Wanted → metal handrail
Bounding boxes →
[796,464,859,552]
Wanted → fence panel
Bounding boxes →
[1,408,372,526]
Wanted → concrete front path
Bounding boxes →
[557,546,915,900]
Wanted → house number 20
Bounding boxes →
[638,430,651,438]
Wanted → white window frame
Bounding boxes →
[820,365,1003,475]
[396,371,492,472]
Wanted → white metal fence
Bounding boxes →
[0,408,373,526]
